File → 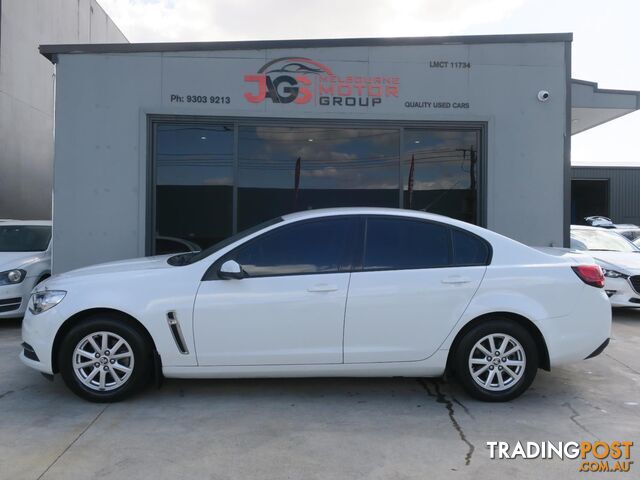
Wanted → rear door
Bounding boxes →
[343,216,489,363]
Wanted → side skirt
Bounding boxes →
[163,350,449,379]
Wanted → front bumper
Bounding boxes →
[0,282,30,318]
[604,276,640,307]
[19,306,64,375]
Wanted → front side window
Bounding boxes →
[231,218,355,277]
[0,226,51,252]
[363,218,450,270]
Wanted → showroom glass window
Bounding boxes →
[237,126,400,230]
[151,120,483,254]
[154,123,234,253]
[402,129,480,224]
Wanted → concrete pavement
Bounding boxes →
[1,311,639,479]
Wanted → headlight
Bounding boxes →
[0,269,26,285]
[602,269,628,279]
[28,290,66,315]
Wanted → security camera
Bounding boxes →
[537,90,550,102]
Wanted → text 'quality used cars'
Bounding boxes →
[20,208,611,402]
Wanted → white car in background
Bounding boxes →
[0,221,52,318]
[583,216,640,244]
[21,208,611,403]
[571,225,640,307]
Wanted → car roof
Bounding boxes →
[281,207,452,222]
[571,225,607,231]
[0,220,52,226]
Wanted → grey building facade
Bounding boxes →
[0,0,127,220]
[571,166,640,226]
[39,33,640,273]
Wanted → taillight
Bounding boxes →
[572,265,605,288]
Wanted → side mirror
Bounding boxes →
[218,260,245,280]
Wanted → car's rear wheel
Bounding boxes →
[58,315,151,402]
[455,319,538,402]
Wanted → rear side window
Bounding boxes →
[363,218,450,270]
[452,229,490,266]
[232,217,355,277]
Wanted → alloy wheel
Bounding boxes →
[468,333,526,391]
[72,331,135,392]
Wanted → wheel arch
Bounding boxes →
[51,308,159,374]
[36,272,51,283]
[446,312,550,373]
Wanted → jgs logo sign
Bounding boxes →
[244,57,399,108]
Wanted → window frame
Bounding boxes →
[203,215,362,280]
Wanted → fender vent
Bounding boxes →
[167,311,189,354]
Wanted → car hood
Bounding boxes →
[56,255,175,280]
[0,251,44,271]
[586,251,640,274]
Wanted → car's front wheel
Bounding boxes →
[454,319,538,402]
[58,315,151,402]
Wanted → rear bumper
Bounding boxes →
[542,286,612,368]
[585,338,609,359]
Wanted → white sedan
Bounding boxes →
[0,221,52,319]
[571,225,640,307]
[21,208,611,402]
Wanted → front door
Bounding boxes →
[344,216,488,363]
[193,216,357,366]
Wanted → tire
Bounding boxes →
[454,318,538,402]
[58,314,151,402]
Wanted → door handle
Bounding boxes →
[441,276,472,285]
[307,284,339,292]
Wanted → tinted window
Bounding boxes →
[403,129,480,224]
[364,218,450,270]
[232,218,354,277]
[237,126,400,231]
[154,123,234,253]
[452,229,490,265]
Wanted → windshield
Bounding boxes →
[571,229,638,253]
[168,217,284,266]
[0,225,51,252]
[620,229,640,242]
